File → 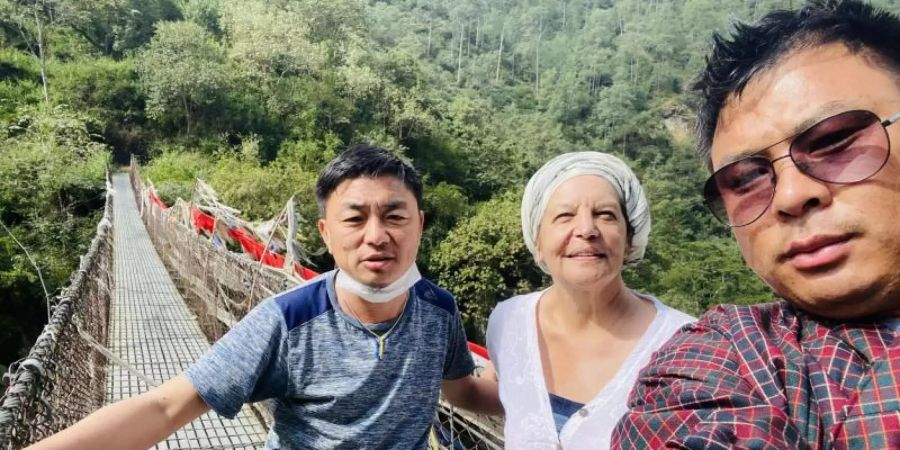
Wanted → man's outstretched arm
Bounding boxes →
[441,370,503,416]
[27,374,209,450]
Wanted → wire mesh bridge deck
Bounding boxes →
[107,172,266,448]
[0,167,503,449]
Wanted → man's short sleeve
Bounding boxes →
[185,299,289,418]
[443,309,475,380]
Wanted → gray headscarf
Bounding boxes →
[521,151,651,273]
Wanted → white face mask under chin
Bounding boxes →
[335,264,422,304]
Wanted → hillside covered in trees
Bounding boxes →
[3,0,899,374]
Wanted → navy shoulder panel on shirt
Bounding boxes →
[273,277,332,330]
[414,278,457,315]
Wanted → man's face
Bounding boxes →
[710,43,900,320]
[317,176,423,288]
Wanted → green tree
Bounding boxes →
[220,0,325,89]
[52,56,145,161]
[418,181,470,277]
[136,20,230,135]
[0,106,108,372]
[0,48,43,120]
[432,191,546,339]
[56,0,182,58]
[658,238,772,317]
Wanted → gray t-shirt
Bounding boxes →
[185,270,475,449]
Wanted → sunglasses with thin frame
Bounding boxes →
[703,109,900,227]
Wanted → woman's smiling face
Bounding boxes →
[536,175,630,288]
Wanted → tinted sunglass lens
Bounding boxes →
[704,110,894,227]
[791,110,890,184]
[705,157,775,226]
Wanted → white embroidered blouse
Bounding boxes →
[487,291,694,450]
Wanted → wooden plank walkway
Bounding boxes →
[106,172,267,449]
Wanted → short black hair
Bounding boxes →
[693,0,900,167]
[315,144,424,214]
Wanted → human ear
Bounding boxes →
[318,218,333,254]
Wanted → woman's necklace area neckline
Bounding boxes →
[339,293,409,361]
[538,286,652,330]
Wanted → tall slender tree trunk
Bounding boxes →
[495,24,505,82]
[183,95,192,136]
[426,17,432,57]
[34,5,49,103]
[457,22,464,85]
[589,63,595,94]
[535,16,543,95]
[449,22,454,67]
[475,18,480,50]
[466,21,471,57]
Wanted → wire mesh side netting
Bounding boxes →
[433,361,505,450]
[0,181,114,449]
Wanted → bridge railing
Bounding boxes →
[0,175,114,450]
[129,157,297,340]
[129,159,504,449]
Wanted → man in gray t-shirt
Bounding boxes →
[29,144,502,450]
[185,271,477,449]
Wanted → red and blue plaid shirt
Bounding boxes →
[612,301,900,449]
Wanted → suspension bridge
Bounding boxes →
[0,163,503,449]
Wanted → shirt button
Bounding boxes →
[577,408,589,417]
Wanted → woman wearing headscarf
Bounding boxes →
[487,152,694,449]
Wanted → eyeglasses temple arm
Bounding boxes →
[883,112,900,127]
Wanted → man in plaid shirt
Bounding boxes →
[613,1,900,448]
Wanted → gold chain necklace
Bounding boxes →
[340,294,409,360]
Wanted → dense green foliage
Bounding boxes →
[0,106,107,373]
[3,0,900,369]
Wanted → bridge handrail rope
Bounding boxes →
[0,171,115,449]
